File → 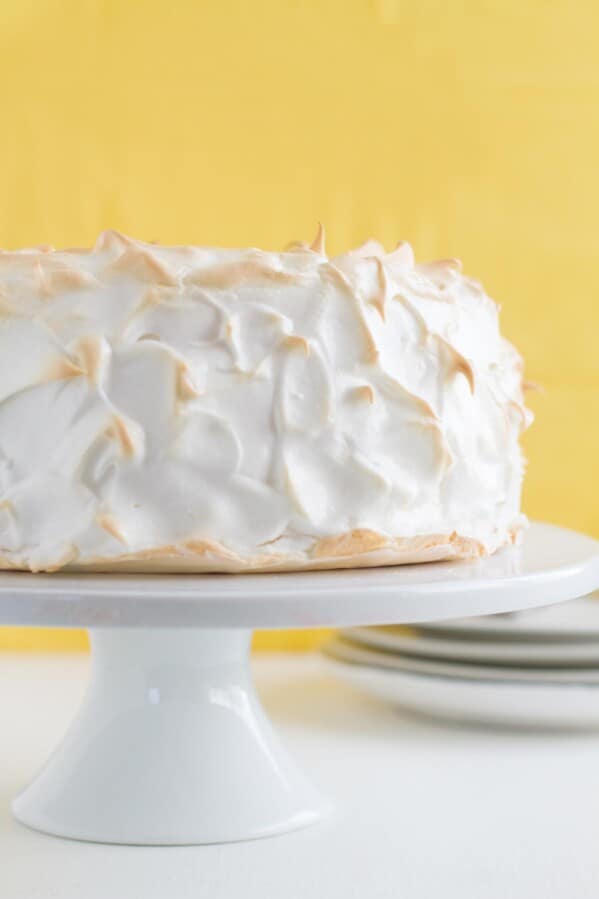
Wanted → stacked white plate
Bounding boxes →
[323,594,599,729]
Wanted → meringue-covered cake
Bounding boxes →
[0,228,531,573]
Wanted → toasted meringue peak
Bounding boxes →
[309,222,326,255]
[36,265,98,298]
[352,385,375,404]
[46,357,86,381]
[105,415,139,458]
[186,259,302,289]
[282,334,311,355]
[434,335,476,394]
[97,514,128,544]
[107,244,178,286]
[386,241,415,267]
[74,335,110,385]
[176,363,202,400]
[95,230,133,252]
[0,230,530,573]
[370,257,389,321]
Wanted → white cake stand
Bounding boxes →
[2,522,598,846]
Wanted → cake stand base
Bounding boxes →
[12,628,325,845]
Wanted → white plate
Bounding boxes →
[411,593,599,642]
[324,636,599,684]
[344,608,599,666]
[324,655,599,730]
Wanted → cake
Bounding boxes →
[0,228,531,573]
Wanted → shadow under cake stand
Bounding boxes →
[1,522,598,846]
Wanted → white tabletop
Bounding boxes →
[1,651,598,899]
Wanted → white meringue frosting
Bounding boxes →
[0,229,531,572]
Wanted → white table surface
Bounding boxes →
[1,651,599,899]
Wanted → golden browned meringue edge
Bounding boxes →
[0,527,523,575]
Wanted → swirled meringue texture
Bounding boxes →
[0,229,531,573]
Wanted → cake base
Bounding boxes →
[3,525,519,574]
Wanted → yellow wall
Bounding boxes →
[1,0,598,651]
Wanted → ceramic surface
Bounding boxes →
[324,656,599,730]
[325,635,599,684]
[344,597,599,665]
[13,628,324,845]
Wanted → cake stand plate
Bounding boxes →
[2,522,598,845]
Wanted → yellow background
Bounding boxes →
[1,0,598,652]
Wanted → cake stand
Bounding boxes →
[1,522,598,846]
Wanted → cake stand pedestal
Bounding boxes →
[1,523,598,846]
